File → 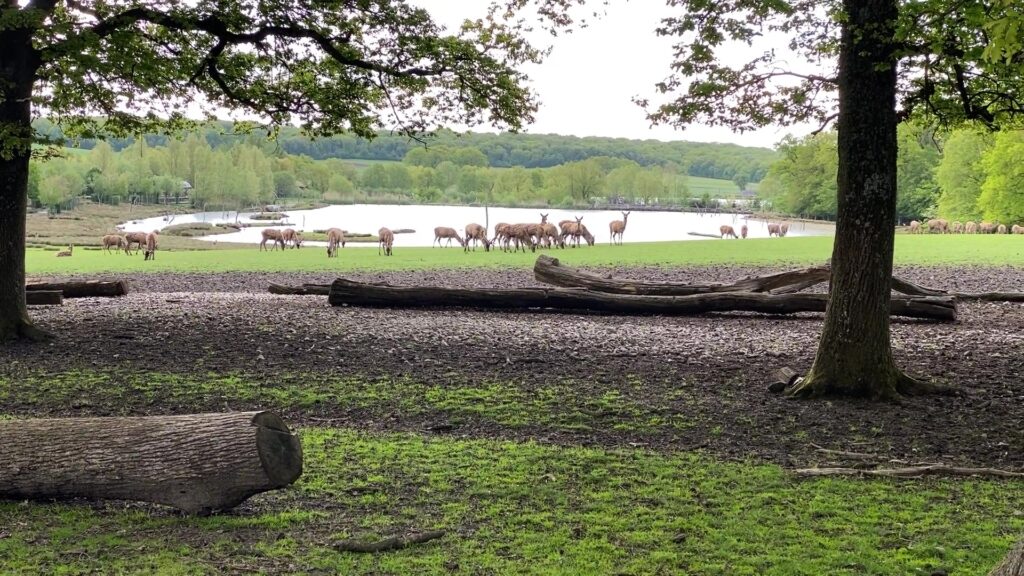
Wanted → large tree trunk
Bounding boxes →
[990,538,1024,576]
[0,21,45,341]
[789,0,923,399]
[0,411,303,514]
[327,278,956,320]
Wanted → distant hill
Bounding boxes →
[34,119,777,183]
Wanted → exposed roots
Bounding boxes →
[0,317,53,343]
[784,366,953,401]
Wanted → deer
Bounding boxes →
[909,220,921,233]
[780,223,790,237]
[767,223,781,237]
[281,228,303,248]
[492,223,512,251]
[998,224,1008,234]
[1012,224,1024,234]
[124,231,149,254]
[143,232,157,261]
[508,223,536,252]
[260,228,286,251]
[326,228,346,257]
[720,225,738,239]
[951,221,964,233]
[378,227,394,256]
[433,226,465,248]
[964,221,979,234]
[102,234,128,254]
[559,216,585,247]
[579,223,595,246]
[55,244,73,257]
[927,218,949,234]
[609,211,630,245]
[740,224,748,239]
[464,223,491,252]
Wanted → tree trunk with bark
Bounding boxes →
[327,278,956,320]
[0,26,45,341]
[789,0,926,399]
[0,411,303,514]
[26,279,129,298]
[25,290,62,306]
[990,538,1024,576]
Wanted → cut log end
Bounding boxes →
[254,412,303,486]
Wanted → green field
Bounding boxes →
[25,234,1024,274]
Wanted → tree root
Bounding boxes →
[0,317,53,343]
[780,366,956,400]
[793,464,1024,479]
[334,530,446,553]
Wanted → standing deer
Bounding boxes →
[433,226,465,248]
[55,244,73,257]
[281,228,303,248]
[1012,224,1024,234]
[260,228,286,251]
[102,234,128,254]
[951,221,964,234]
[143,232,157,260]
[927,218,949,233]
[719,225,738,239]
[464,223,491,252]
[965,221,979,234]
[767,223,781,237]
[492,223,512,251]
[779,223,790,237]
[909,220,921,233]
[378,227,394,256]
[559,216,585,247]
[740,224,748,239]
[508,223,536,253]
[124,231,149,254]
[609,211,630,245]
[998,224,1008,234]
[326,228,346,257]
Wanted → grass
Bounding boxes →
[0,427,1020,574]
[24,234,1024,274]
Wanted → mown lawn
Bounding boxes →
[25,234,1024,274]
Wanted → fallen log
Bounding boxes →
[534,255,832,296]
[268,283,331,296]
[687,231,722,239]
[26,279,128,298]
[26,290,63,306]
[328,278,957,321]
[0,411,302,514]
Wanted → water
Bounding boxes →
[120,204,833,247]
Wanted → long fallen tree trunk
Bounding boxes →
[328,278,957,321]
[534,255,833,296]
[26,279,129,298]
[269,283,331,296]
[26,290,63,306]
[0,411,302,514]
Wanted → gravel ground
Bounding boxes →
[4,265,1024,468]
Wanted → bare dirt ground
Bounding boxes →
[4,265,1023,470]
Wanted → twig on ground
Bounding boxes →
[793,465,1024,479]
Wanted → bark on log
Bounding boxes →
[990,538,1024,576]
[26,279,128,298]
[0,411,302,514]
[26,290,62,306]
[328,278,957,321]
[533,255,831,296]
[268,283,331,296]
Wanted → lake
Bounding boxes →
[121,204,833,247]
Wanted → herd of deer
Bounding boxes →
[90,231,159,260]
[718,222,788,239]
[425,212,631,255]
[909,218,1024,235]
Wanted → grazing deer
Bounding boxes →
[579,224,595,246]
[55,244,73,257]
[609,211,630,245]
[260,228,286,251]
[378,227,394,256]
[124,231,149,254]
[492,223,512,252]
[102,234,128,254]
[507,223,536,252]
[909,220,921,233]
[927,218,949,234]
[1012,224,1024,234]
[740,224,748,239]
[559,216,586,248]
[719,225,738,239]
[767,223,781,237]
[281,228,303,248]
[143,232,157,260]
[433,226,465,248]
[326,228,346,257]
[464,223,491,252]
[540,222,562,249]
[979,222,996,234]
[998,224,1008,234]
[951,221,964,234]
[780,223,790,237]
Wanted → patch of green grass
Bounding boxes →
[24,234,1024,274]
[1,428,1021,574]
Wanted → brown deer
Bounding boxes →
[979,222,997,234]
[492,223,512,251]
[779,223,790,237]
[998,224,1008,234]
[464,223,491,252]
[326,228,346,257]
[55,244,73,257]
[124,231,149,254]
[740,224,748,239]
[540,222,562,249]
[559,216,585,247]
[579,223,595,246]
[609,211,630,245]
[143,232,157,260]
[281,228,303,248]
[719,225,738,239]
[964,221,979,234]
[433,226,465,248]
[909,220,921,233]
[102,234,128,254]
[767,223,781,237]
[951,221,964,233]
[927,218,949,233]
[508,223,536,252]
[260,228,286,251]
[1012,224,1024,234]
[378,227,394,256]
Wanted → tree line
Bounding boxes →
[758,124,1024,225]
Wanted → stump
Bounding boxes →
[0,411,302,514]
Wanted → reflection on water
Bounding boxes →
[121,204,833,247]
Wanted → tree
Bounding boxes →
[536,0,1024,398]
[1,1,545,341]
[935,128,990,221]
[978,131,1024,225]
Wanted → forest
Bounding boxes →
[758,124,1024,225]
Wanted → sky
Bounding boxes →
[414,1,822,149]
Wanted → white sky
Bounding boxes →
[415,1,821,149]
